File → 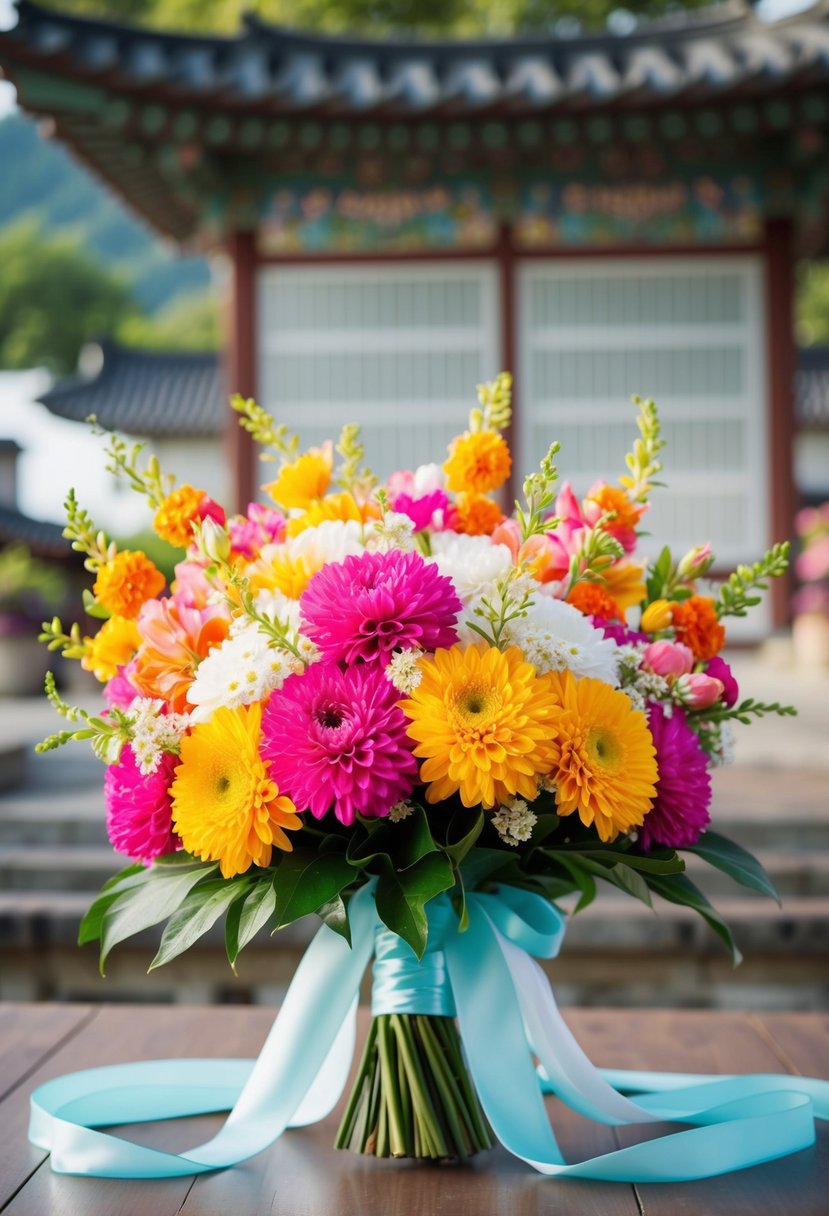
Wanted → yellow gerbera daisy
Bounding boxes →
[545,670,657,843]
[170,703,301,878]
[265,444,333,511]
[400,643,561,809]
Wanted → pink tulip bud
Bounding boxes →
[675,673,725,709]
[644,640,694,678]
[676,542,714,581]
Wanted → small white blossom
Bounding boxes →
[388,800,416,823]
[501,595,620,684]
[128,698,189,775]
[386,648,424,694]
[186,628,295,722]
[368,511,417,553]
[492,798,537,847]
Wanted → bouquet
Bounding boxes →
[38,374,794,1163]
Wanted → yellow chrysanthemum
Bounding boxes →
[265,445,333,511]
[603,561,646,613]
[545,670,657,843]
[444,429,511,495]
[285,491,366,538]
[451,492,505,537]
[81,615,141,682]
[170,703,301,878]
[93,550,165,620]
[153,484,205,548]
[400,643,561,809]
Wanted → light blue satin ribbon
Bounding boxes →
[29,883,828,1181]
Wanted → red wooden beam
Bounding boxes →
[225,229,258,513]
[764,216,796,630]
[497,224,518,508]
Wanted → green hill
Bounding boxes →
[0,112,210,314]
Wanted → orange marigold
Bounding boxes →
[451,493,504,537]
[93,551,165,620]
[566,581,623,622]
[671,595,726,662]
[153,485,206,548]
[444,429,512,495]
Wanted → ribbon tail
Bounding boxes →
[30,886,377,1178]
[448,901,822,1182]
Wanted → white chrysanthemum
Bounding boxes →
[386,648,424,693]
[413,463,445,495]
[288,519,365,566]
[367,511,417,553]
[129,697,189,775]
[428,533,513,603]
[388,800,417,823]
[492,798,537,847]
[186,628,295,722]
[501,595,620,684]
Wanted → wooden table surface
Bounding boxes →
[0,1003,826,1216]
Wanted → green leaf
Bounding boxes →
[443,809,484,869]
[99,862,217,973]
[273,850,355,929]
[347,805,436,873]
[608,863,652,908]
[458,847,514,890]
[317,892,352,945]
[224,895,243,970]
[82,588,110,619]
[237,880,278,951]
[375,853,454,959]
[686,832,780,904]
[152,851,209,869]
[648,873,743,966]
[150,879,249,970]
[554,855,597,914]
[78,866,150,946]
[571,849,685,875]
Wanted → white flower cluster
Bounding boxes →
[616,642,670,714]
[386,648,424,694]
[501,596,620,684]
[367,511,417,553]
[186,625,303,723]
[129,698,189,775]
[388,800,417,823]
[491,798,537,847]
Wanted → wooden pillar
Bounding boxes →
[497,223,518,507]
[763,217,796,629]
[225,229,257,512]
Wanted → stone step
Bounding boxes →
[685,850,829,898]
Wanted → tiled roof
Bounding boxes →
[0,505,71,559]
[797,345,829,429]
[3,0,828,115]
[38,340,223,438]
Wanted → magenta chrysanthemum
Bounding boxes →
[640,703,712,850]
[261,662,418,826]
[300,549,462,666]
[104,744,180,861]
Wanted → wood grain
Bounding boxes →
[0,1005,825,1216]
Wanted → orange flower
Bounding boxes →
[132,599,230,711]
[444,430,512,495]
[567,581,623,622]
[602,560,646,613]
[93,551,165,620]
[265,445,333,511]
[153,485,206,548]
[584,483,646,552]
[451,493,504,537]
[671,595,725,661]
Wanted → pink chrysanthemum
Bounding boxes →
[261,662,418,826]
[104,744,180,861]
[640,704,712,850]
[300,549,462,666]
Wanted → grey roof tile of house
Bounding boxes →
[3,0,828,117]
[0,505,71,559]
[37,340,224,439]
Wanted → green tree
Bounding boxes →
[46,0,713,35]
[0,219,138,372]
[797,261,829,346]
[118,290,220,352]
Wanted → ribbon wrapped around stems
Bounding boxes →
[29,883,829,1181]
